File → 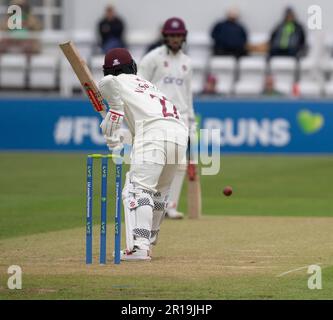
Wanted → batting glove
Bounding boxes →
[104,130,124,151]
[100,109,124,137]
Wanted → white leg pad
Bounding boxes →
[122,172,135,251]
[122,172,154,251]
[167,163,186,210]
[151,190,169,246]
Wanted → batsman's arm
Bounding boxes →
[98,75,125,114]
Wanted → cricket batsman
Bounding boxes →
[99,48,188,261]
[138,17,196,219]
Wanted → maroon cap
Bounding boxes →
[103,48,133,70]
[162,17,187,36]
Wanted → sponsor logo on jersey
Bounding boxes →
[163,77,184,85]
[164,61,168,67]
[182,65,187,71]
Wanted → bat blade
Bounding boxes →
[59,41,107,117]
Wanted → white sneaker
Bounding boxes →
[119,248,151,261]
[166,208,184,219]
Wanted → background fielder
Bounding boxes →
[99,48,188,261]
[138,17,197,219]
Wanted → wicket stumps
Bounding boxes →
[85,153,123,265]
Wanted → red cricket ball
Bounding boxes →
[223,186,233,196]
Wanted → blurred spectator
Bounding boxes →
[200,74,220,96]
[269,7,306,58]
[210,8,248,58]
[0,0,42,54]
[98,5,126,53]
[262,75,283,96]
[145,26,163,54]
[145,38,163,54]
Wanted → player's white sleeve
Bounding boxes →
[98,75,124,113]
[138,52,156,82]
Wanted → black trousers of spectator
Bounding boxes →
[213,47,247,58]
[269,47,300,58]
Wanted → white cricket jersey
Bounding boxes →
[138,45,195,127]
[98,73,188,145]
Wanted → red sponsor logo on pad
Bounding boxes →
[130,201,136,208]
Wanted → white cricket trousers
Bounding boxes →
[123,139,186,250]
[130,139,187,193]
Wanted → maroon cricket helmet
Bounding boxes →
[162,17,187,36]
[103,48,137,76]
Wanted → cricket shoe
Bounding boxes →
[166,208,184,219]
[117,248,151,261]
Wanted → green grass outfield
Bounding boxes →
[0,153,332,299]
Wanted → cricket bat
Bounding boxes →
[187,157,202,219]
[59,41,108,118]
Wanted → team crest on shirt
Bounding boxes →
[182,65,187,71]
[164,61,168,67]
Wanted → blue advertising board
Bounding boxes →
[196,99,333,153]
[0,98,332,153]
